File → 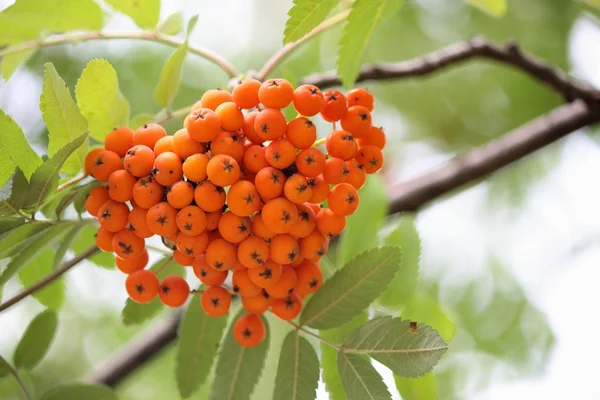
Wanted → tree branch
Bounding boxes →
[300,37,600,104]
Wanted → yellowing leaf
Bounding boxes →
[154,42,188,109]
[283,0,338,44]
[105,0,160,29]
[466,0,507,17]
[159,12,183,35]
[1,47,35,79]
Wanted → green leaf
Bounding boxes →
[40,383,117,400]
[176,292,227,398]
[53,181,99,219]
[0,0,104,45]
[339,174,387,265]
[75,59,130,142]
[272,331,320,400]
[105,0,160,29]
[337,353,391,400]
[0,221,54,260]
[300,246,402,329]
[41,63,89,175]
[14,309,58,370]
[337,0,404,87]
[585,0,600,8]
[378,214,420,307]
[0,354,11,378]
[343,316,447,378]
[211,310,270,400]
[154,42,188,109]
[395,372,438,400]
[187,15,199,38]
[0,110,42,187]
[54,224,84,268]
[466,0,507,17]
[1,47,36,79]
[18,249,65,310]
[121,257,183,325]
[128,113,155,129]
[159,12,183,35]
[283,0,338,43]
[71,225,114,268]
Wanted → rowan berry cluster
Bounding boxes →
[83,78,385,347]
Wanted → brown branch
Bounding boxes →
[299,37,600,104]
[0,245,99,313]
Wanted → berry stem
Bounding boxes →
[154,105,192,125]
[311,138,326,148]
[56,173,88,192]
[153,256,174,274]
[256,9,351,81]
[0,245,100,313]
[286,320,341,350]
[0,31,238,78]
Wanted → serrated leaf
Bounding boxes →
[187,15,199,38]
[0,0,104,46]
[0,221,54,260]
[53,181,99,219]
[176,292,227,398]
[105,0,160,29]
[378,214,420,307]
[71,225,114,268]
[343,316,447,378]
[283,0,338,43]
[121,257,183,325]
[1,47,35,79]
[0,110,42,187]
[128,113,155,129]
[339,174,387,265]
[40,383,117,400]
[18,248,65,310]
[41,63,89,175]
[159,12,183,35]
[211,310,270,400]
[338,353,391,400]
[154,42,188,109]
[54,224,83,268]
[75,59,130,142]
[337,0,404,87]
[300,246,402,329]
[272,331,319,400]
[466,0,507,17]
[14,309,58,369]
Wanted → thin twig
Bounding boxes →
[3,362,33,400]
[256,9,350,81]
[56,173,88,192]
[286,320,341,350]
[0,246,99,313]
[154,256,174,274]
[0,31,238,78]
[154,105,192,125]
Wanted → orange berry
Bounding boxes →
[98,200,130,232]
[187,108,221,142]
[307,175,329,204]
[116,249,149,274]
[271,292,302,320]
[112,229,145,260]
[286,117,317,149]
[105,126,134,157]
[242,112,263,145]
[85,186,110,216]
[90,150,122,182]
[201,285,231,317]
[255,167,286,201]
[283,174,312,204]
[159,275,190,308]
[193,254,228,285]
[176,205,207,236]
[320,90,347,122]
[233,314,266,347]
[215,102,244,131]
[340,105,372,138]
[357,125,386,149]
[266,267,297,298]
[173,249,195,266]
[205,209,223,231]
[199,89,233,111]
[315,208,346,238]
[205,238,237,270]
[206,154,240,187]
[265,139,295,169]
[146,202,178,237]
[289,203,316,238]
[237,236,270,269]
[232,260,247,271]
[242,291,271,315]
[293,84,324,117]
[132,176,164,209]
[258,78,294,109]
[232,78,261,109]
[254,108,287,141]
[153,135,174,155]
[107,169,136,203]
[95,227,115,252]
[251,212,276,239]
[248,260,282,289]
[166,181,194,209]
[261,197,298,234]
[172,129,205,160]
[126,269,159,304]
[328,183,359,216]
[194,181,226,212]
[269,234,300,265]
[153,152,183,187]
[133,123,167,149]
[293,260,323,296]
[326,130,358,160]
[85,148,103,175]
[345,159,367,190]
[345,88,374,112]
[232,269,261,297]
[296,148,325,177]
[299,229,329,261]
[182,153,209,182]
[355,145,384,174]
[242,144,269,174]
[211,131,245,162]
[128,207,154,238]
[227,181,261,217]
[124,145,155,177]
[322,157,349,184]
[176,231,209,258]
[218,211,251,244]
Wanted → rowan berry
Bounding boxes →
[271,292,302,320]
[211,131,245,162]
[193,254,228,285]
[284,174,312,204]
[227,181,261,217]
[218,211,251,244]
[296,148,326,177]
[307,175,330,204]
[237,236,270,269]
[128,207,154,238]
[326,130,358,160]
[90,149,122,182]
[254,108,287,141]
[176,205,207,236]
[242,291,271,315]
[133,123,167,149]
[320,90,347,122]
[159,275,190,308]
[206,154,240,187]
[205,238,237,270]
[187,108,221,142]
[354,145,384,174]
[182,153,209,183]
[132,176,164,209]
[299,229,329,261]
[95,227,115,252]
[201,285,231,317]
[293,84,324,116]
[251,212,276,239]
[176,231,209,258]
[146,202,178,237]
[105,126,134,157]
[286,117,317,149]
[232,78,261,109]
[126,269,159,304]
[85,186,110,216]
[293,260,323,297]
[173,249,195,266]
[258,79,294,109]
[85,148,104,175]
[265,139,296,169]
[248,259,282,289]
[340,105,372,138]
[153,152,183,187]
[243,112,263,145]
[107,169,136,203]
[266,267,297,298]
[255,167,286,201]
[199,89,234,111]
[124,145,155,177]
[194,181,226,212]
[323,157,349,184]
[357,125,386,149]
[98,200,130,232]
[205,209,223,231]
[242,145,269,174]
[289,203,316,238]
[261,197,298,234]
[166,181,194,209]
[233,314,266,347]
[215,102,244,131]
[172,129,205,159]
[232,269,262,297]
[112,229,145,260]
[346,88,374,111]
[270,234,300,265]
[153,135,174,155]
[116,249,149,274]
[315,208,346,237]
